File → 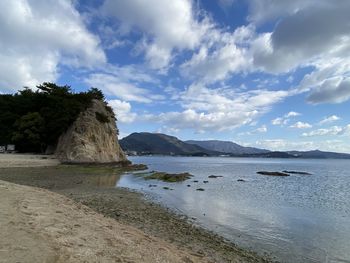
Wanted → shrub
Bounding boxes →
[95,112,109,123]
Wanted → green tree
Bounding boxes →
[12,112,45,152]
[87,87,105,101]
[0,82,109,153]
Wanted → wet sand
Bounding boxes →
[0,155,270,262]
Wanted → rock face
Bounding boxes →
[55,99,127,164]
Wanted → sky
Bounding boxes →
[1,0,350,153]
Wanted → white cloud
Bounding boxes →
[252,138,350,153]
[256,125,267,133]
[285,111,300,118]
[98,0,350,108]
[156,126,180,135]
[180,44,248,84]
[302,125,350,137]
[307,77,350,104]
[254,139,314,151]
[250,1,350,71]
[247,0,317,24]
[0,0,105,92]
[144,84,290,132]
[238,124,267,136]
[86,72,160,103]
[319,115,341,125]
[179,25,255,84]
[0,52,59,92]
[107,99,136,123]
[247,1,350,104]
[290,121,312,129]
[101,0,209,69]
[85,65,163,103]
[271,111,300,126]
[271,117,284,126]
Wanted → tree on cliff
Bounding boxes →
[0,83,109,153]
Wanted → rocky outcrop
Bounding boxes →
[257,171,289,176]
[282,170,312,175]
[55,99,128,164]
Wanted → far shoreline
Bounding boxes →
[127,154,350,160]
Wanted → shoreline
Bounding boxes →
[0,179,211,263]
[0,155,270,262]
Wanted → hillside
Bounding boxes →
[120,133,218,156]
[186,140,269,155]
[287,150,350,159]
[121,132,350,159]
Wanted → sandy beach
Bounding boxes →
[0,179,209,263]
[0,154,59,168]
[0,154,269,263]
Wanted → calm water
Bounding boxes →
[117,156,350,263]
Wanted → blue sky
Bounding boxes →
[1,0,350,153]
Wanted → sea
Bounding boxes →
[116,156,350,263]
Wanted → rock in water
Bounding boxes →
[257,171,289,176]
[55,99,128,164]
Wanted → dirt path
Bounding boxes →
[0,180,208,263]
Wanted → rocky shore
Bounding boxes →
[0,155,270,263]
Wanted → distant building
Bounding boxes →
[6,144,15,153]
[126,151,138,156]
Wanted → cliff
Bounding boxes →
[55,99,128,164]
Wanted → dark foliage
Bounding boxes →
[95,112,109,123]
[0,83,105,153]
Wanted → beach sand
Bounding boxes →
[0,179,209,263]
[0,154,59,167]
[0,154,269,263]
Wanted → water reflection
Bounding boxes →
[87,173,121,187]
[117,156,350,263]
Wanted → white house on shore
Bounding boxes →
[0,145,16,153]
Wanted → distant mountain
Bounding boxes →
[287,150,350,159]
[120,132,350,159]
[235,150,350,159]
[120,132,219,156]
[186,140,269,155]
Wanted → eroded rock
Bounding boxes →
[55,99,127,164]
